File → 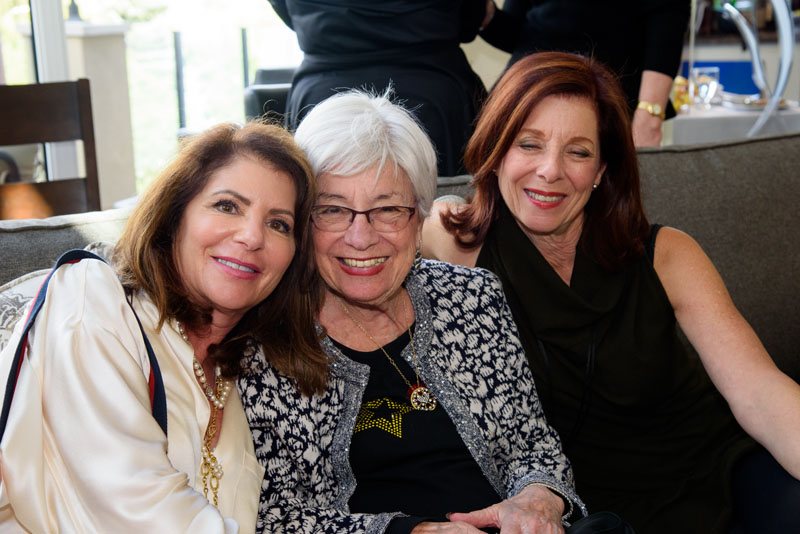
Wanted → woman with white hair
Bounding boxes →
[238,91,634,534]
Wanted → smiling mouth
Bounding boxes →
[340,257,387,268]
[525,190,565,202]
[215,257,257,273]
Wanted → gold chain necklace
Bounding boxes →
[199,378,225,506]
[177,321,230,506]
[336,295,437,411]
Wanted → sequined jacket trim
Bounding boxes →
[238,260,586,534]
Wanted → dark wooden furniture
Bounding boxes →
[0,79,100,219]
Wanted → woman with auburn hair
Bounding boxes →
[424,51,800,533]
[0,122,326,533]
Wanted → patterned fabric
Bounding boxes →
[238,260,585,534]
[0,269,46,351]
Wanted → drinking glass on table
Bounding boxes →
[691,66,720,110]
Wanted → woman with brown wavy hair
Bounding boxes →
[423,51,800,533]
[0,122,327,533]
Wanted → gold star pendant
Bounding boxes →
[353,398,413,438]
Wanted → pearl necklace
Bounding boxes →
[176,320,231,506]
[192,359,232,409]
[177,321,232,409]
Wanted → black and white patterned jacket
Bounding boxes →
[238,260,586,533]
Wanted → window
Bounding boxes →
[2,0,302,193]
[0,0,36,86]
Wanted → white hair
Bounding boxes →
[293,89,438,219]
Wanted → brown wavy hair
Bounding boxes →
[443,51,650,271]
[114,122,328,395]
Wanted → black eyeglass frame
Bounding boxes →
[311,204,417,231]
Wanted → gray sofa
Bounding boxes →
[2,132,799,381]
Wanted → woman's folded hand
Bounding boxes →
[445,484,565,534]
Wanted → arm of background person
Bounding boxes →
[632,70,674,147]
[0,260,235,533]
[478,0,530,52]
[654,226,800,480]
[267,0,293,29]
[458,0,490,42]
[640,0,691,80]
[633,0,691,146]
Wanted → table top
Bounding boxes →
[668,103,800,145]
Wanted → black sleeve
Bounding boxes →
[459,0,488,43]
[479,0,530,52]
[268,0,293,29]
[640,0,691,77]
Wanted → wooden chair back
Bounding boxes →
[0,79,100,219]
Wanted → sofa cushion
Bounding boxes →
[0,207,131,286]
[0,241,116,351]
[638,133,800,380]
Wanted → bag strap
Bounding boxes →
[0,249,168,439]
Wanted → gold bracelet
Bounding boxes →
[637,101,665,120]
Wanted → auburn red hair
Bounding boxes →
[443,51,650,270]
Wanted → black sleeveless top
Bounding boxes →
[476,204,755,534]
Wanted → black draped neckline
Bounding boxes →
[477,202,632,354]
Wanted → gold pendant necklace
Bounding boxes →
[200,378,225,506]
[177,321,230,506]
[336,295,437,411]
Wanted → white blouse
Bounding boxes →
[0,259,263,533]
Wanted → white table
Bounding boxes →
[666,104,800,145]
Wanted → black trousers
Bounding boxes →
[729,447,800,533]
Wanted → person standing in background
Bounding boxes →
[267,0,490,177]
[480,0,690,146]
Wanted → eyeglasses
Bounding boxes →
[311,205,417,232]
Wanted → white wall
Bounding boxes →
[66,22,137,209]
